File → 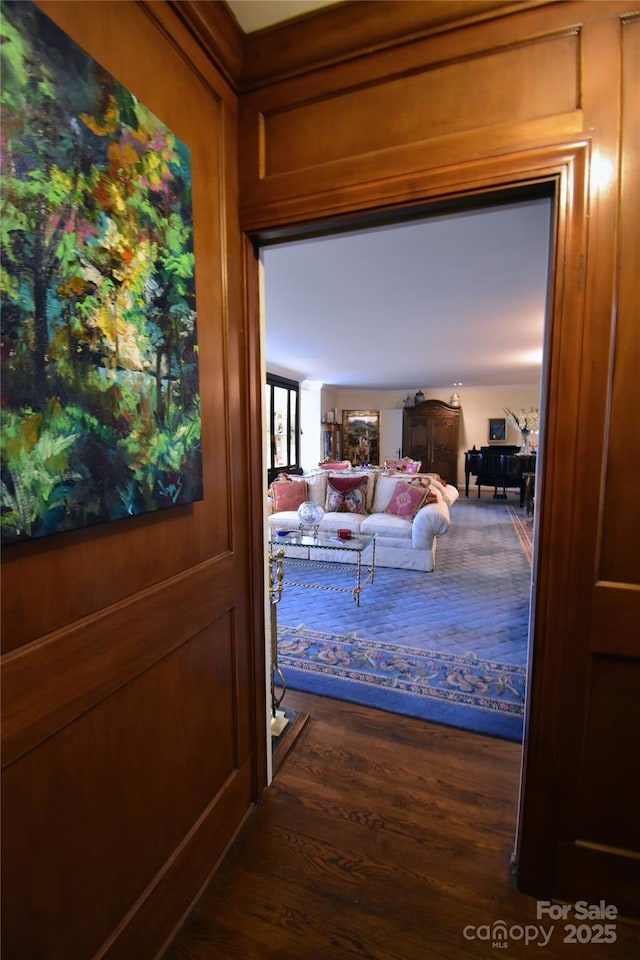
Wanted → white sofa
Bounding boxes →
[267,469,458,572]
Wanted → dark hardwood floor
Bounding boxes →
[162,690,639,959]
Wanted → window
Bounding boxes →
[265,374,300,483]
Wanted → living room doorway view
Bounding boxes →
[262,188,553,754]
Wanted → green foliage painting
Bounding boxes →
[1,1,203,544]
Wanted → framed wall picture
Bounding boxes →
[0,1,202,545]
[488,417,507,442]
[342,410,380,465]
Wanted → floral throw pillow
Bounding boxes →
[385,481,427,520]
[325,476,368,514]
[343,478,368,514]
[271,480,307,512]
[409,477,439,504]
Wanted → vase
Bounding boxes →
[520,427,531,455]
[297,500,324,537]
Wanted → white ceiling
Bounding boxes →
[226,0,343,33]
[263,197,553,390]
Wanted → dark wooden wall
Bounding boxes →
[235,0,640,915]
[1,2,266,958]
[2,2,638,957]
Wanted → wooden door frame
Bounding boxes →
[245,139,590,896]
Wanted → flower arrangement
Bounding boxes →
[504,407,539,432]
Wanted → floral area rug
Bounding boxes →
[278,626,527,738]
[275,496,533,741]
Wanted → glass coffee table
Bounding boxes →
[269,530,377,606]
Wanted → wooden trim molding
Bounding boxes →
[167,0,245,90]
[240,0,552,90]
[240,138,588,233]
[97,763,254,960]
[1,556,237,767]
[242,135,593,905]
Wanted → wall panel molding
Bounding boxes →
[240,0,551,90]
[261,32,579,178]
[1,556,237,767]
[2,628,252,959]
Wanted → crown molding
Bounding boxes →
[240,0,555,91]
[168,0,244,90]
[167,1,556,93]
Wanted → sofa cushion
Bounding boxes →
[325,475,368,514]
[320,513,366,534]
[371,474,403,513]
[271,480,307,513]
[385,481,427,520]
[266,510,300,532]
[360,512,412,540]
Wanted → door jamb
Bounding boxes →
[244,142,589,899]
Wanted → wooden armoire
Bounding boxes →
[403,399,460,486]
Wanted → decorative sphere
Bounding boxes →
[297,501,324,528]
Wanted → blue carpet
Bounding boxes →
[275,496,533,741]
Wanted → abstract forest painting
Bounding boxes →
[0,1,202,544]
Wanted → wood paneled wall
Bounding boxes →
[235,0,640,916]
[2,2,638,957]
[1,2,265,958]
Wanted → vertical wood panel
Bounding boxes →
[1,559,237,766]
[2,620,238,960]
[1,3,262,959]
[577,658,640,850]
[263,33,579,176]
[551,11,640,911]
[599,15,640,584]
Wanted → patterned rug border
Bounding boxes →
[507,503,533,563]
[278,625,527,720]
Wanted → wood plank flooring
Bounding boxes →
[162,691,639,959]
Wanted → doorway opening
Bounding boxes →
[258,180,555,778]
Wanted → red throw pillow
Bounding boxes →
[271,480,307,512]
[325,476,368,514]
[385,481,426,520]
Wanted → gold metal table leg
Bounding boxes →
[351,537,376,606]
[269,548,285,716]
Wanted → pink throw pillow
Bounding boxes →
[385,481,426,520]
[271,480,307,512]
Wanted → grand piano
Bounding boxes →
[465,446,536,505]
